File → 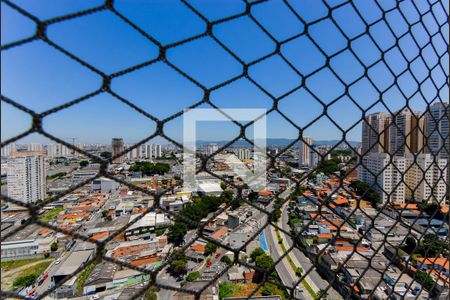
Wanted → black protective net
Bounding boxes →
[1,0,449,300]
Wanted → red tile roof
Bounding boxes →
[212,227,227,240]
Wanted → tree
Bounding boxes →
[250,247,265,262]
[129,161,170,175]
[423,202,439,215]
[220,181,227,191]
[167,222,188,246]
[145,287,158,300]
[315,159,340,175]
[100,151,112,159]
[220,255,232,265]
[101,210,108,219]
[204,242,218,256]
[420,233,448,257]
[255,255,274,270]
[416,270,435,291]
[253,254,275,284]
[186,271,201,282]
[219,282,239,299]
[350,180,381,207]
[281,166,292,176]
[272,208,281,222]
[248,191,258,202]
[13,274,37,288]
[261,283,284,297]
[171,259,187,275]
[50,241,58,252]
[401,236,417,254]
[79,160,89,168]
[170,250,187,275]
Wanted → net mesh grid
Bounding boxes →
[0,0,449,299]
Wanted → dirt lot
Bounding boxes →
[1,259,53,291]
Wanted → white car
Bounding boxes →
[90,295,99,300]
[55,258,61,265]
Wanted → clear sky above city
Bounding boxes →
[1,0,449,145]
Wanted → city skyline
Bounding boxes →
[2,102,447,147]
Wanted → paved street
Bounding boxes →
[264,225,308,300]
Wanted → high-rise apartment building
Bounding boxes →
[238,148,251,160]
[111,138,125,163]
[298,137,312,167]
[389,109,425,156]
[207,144,219,156]
[125,144,139,160]
[359,153,406,203]
[27,143,43,152]
[139,144,149,159]
[1,143,17,157]
[309,145,319,168]
[7,151,46,203]
[404,154,448,203]
[47,143,71,158]
[153,144,162,158]
[425,102,449,159]
[361,112,390,154]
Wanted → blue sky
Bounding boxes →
[1,0,449,145]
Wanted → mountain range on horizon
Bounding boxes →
[197,138,361,147]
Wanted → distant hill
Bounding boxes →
[197,138,360,147]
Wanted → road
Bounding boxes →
[35,246,73,296]
[279,201,342,300]
[264,225,308,300]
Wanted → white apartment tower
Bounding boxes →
[207,144,219,156]
[27,143,43,152]
[7,151,46,203]
[298,137,312,167]
[359,153,406,203]
[47,143,71,158]
[238,149,251,160]
[153,144,162,158]
[405,154,448,203]
[1,143,17,157]
[125,144,139,160]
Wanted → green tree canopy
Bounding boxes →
[129,161,170,175]
[220,255,232,265]
[250,247,265,262]
[255,255,274,270]
[204,242,219,256]
[100,151,112,159]
[186,271,201,282]
[167,222,188,246]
